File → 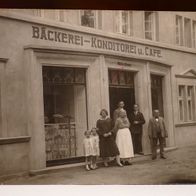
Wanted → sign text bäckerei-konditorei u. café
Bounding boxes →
[32,26,162,58]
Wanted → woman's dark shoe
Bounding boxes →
[125,161,132,165]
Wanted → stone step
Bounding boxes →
[29,146,177,176]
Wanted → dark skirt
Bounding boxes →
[99,135,120,158]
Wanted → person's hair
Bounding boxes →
[84,130,90,136]
[119,109,127,117]
[100,109,108,116]
[91,127,97,132]
[118,101,124,106]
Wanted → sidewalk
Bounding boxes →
[1,144,196,185]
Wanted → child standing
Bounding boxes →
[90,128,100,169]
[83,130,93,171]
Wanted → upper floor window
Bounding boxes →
[192,21,196,48]
[144,11,158,41]
[80,10,102,29]
[184,18,192,47]
[34,9,43,17]
[175,15,196,48]
[115,11,133,36]
[176,15,183,46]
[33,9,60,21]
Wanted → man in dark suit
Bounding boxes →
[148,109,168,160]
[129,104,145,155]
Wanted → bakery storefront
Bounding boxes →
[0,14,177,175]
[28,25,175,168]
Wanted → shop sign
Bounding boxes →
[32,25,162,59]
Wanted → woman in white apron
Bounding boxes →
[114,109,134,165]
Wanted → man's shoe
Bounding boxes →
[152,157,157,160]
[138,152,144,155]
[125,161,132,165]
[160,156,166,159]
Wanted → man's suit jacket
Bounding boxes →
[129,112,145,134]
[148,117,168,138]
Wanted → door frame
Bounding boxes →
[148,62,175,147]
[24,48,99,171]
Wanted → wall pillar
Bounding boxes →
[24,49,46,171]
[137,62,152,155]
[99,55,110,113]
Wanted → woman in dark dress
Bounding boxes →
[96,109,122,167]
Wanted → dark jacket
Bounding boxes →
[148,117,168,138]
[129,112,145,134]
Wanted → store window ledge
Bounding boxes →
[175,122,196,127]
[0,136,31,145]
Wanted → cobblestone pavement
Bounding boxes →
[1,145,196,185]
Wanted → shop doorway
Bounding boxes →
[151,74,167,147]
[151,74,164,117]
[42,66,87,166]
[108,69,135,120]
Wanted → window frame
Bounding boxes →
[175,15,183,46]
[178,85,186,122]
[115,11,133,36]
[144,11,157,41]
[184,17,192,48]
[192,20,196,48]
[177,83,196,123]
[79,10,101,29]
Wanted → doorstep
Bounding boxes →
[29,146,178,176]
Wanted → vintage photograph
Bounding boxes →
[0,9,196,185]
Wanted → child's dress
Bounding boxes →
[91,135,100,156]
[83,137,93,157]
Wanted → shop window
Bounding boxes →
[176,15,183,46]
[178,85,195,122]
[80,10,102,29]
[0,60,6,138]
[115,11,133,36]
[192,21,196,48]
[43,66,87,164]
[184,18,192,48]
[144,11,158,41]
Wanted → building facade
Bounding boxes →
[0,9,196,177]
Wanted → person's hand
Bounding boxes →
[103,133,108,137]
[108,132,112,136]
[134,121,139,124]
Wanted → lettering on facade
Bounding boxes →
[32,26,162,58]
